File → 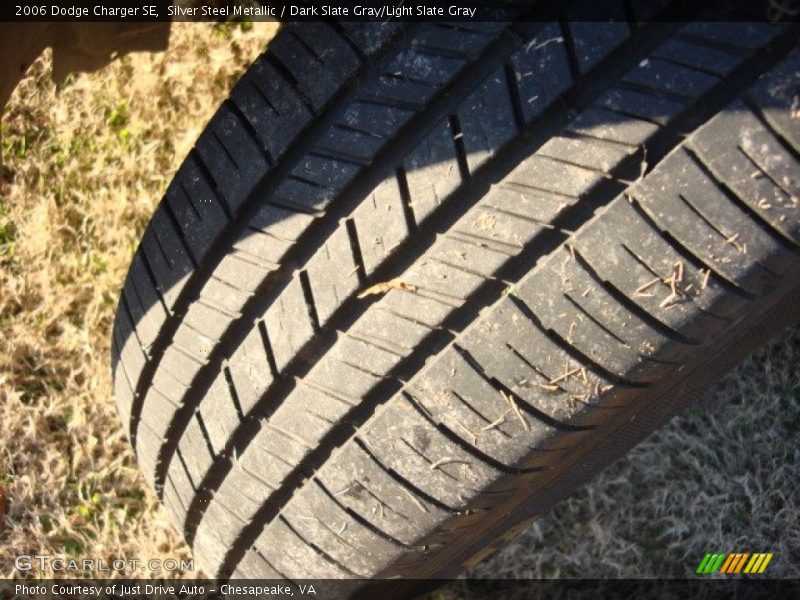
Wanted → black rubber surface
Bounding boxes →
[111,5,800,583]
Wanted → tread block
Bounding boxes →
[378,288,452,330]
[597,86,685,126]
[519,269,667,382]
[139,388,180,439]
[567,107,660,147]
[691,103,800,245]
[181,300,234,343]
[166,459,195,515]
[194,276,251,317]
[234,548,286,579]
[212,463,277,524]
[261,276,316,372]
[282,482,399,577]
[330,335,404,380]
[460,297,627,414]
[227,325,275,414]
[414,23,500,59]
[315,442,448,546]
[304,226,361,325]
[361,395,501,509]
[179,154,232,222]
[541,252,686,365]
[507,153,605,198]
[135,422,166,488]
[336,22,403,55]
[316,124,385,163]
[410,347,576,469]
[114,303,147,385]
[159,346,203,388]
[745,49,800,152]
[192,500,248,577]
[248,201,316,240]
[487,182,577,224]
[653,38,740,77]
[140,224,192,312]
[351,306,431,353]
[574,201,740,335]
[233,228,292,267]
[240,60,315,160]
[566,17,629,73]
[273,177,336,214]
[198,374,241,454]
[195,104,270,213]
[126,255,169,352]
[432,235,512,277]
[680,20,780,52]
[305,356,382,401]
[624,57,720,99]
[352,175,410,275]
[633,148,787,294]
[165,183,217,263]
[179,416,217,484]
[291,154,360,190]
[150,366,188,406]
[342,100,415,139]
[538,134,634,173]
[213,252,273,293]
[457,67,518,173]
[510,22,572,122]
[255,517,353,578]
[269,24,360,111]
[403,120,462,224]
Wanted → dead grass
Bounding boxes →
[0,22,278,578]
[1,21,797,584]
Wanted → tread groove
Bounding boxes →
[558,18,580,81]
[251,321,279,380]
[195,412,218,458]
[345,218,368,284]
[298,270,322,333]
[222,365,245,419]
[448,114,471,181]
[396,166,418,232]
[503,62,527,132]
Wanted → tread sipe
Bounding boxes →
[111,4,800,585]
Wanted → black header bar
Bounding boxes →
[1,0,795,22]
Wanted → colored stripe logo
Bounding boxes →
[696,553,773,574]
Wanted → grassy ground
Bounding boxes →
[1,23,797,584]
